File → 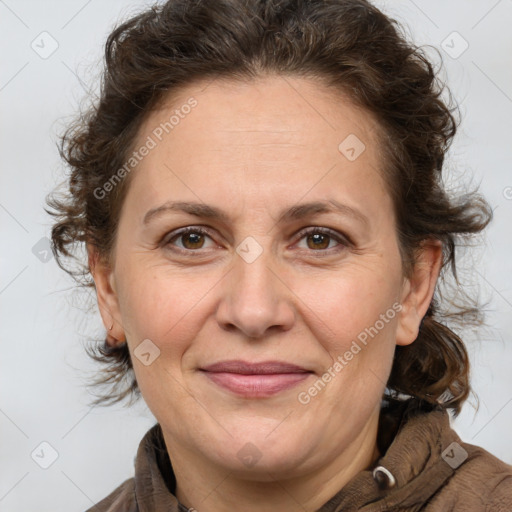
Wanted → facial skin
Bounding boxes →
[89,75,442,512]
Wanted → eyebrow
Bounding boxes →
[143,199,369,227]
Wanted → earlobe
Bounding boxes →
[87,243,124,346]
[395,240,443,347]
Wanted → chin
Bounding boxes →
[201,422,316,477]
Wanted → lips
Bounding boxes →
[200,360,313,397]
[201,360,311,374]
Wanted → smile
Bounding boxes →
[199,360,313,398]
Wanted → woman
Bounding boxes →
[46,0,512,510]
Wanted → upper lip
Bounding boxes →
[200,360,311,375]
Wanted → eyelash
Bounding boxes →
[162,226,350,257]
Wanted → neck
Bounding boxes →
[165,411,381,512]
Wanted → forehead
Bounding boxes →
[125,75,390,219]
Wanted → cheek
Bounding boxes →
[116,262,208,352]
[294,266,401,354]
[115,265,213,417]
[299,274,401,415]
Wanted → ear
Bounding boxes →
[87,243,125,346]
[396,239,443,347]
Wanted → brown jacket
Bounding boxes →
[87,399,512,511]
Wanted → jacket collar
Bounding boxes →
[318,398,460,511]
[133,399,460,511]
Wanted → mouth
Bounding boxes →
[199,360,314,398]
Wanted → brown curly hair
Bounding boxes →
[46,0,492,413]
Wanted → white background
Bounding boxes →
[1,1,511,510]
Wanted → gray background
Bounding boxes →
[1,1,511,510]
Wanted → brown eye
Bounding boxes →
[306,232,331,250]
[165,227,215,252]
[180,232,206,249]
[296,227,348,254]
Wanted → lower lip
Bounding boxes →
[202,371,312,397]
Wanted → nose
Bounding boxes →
[215,246,296,339]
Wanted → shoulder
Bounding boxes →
[431,440,512,511]
[84,477,136,512]
[379,399,512,510]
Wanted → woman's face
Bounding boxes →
[93,75,438,479]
